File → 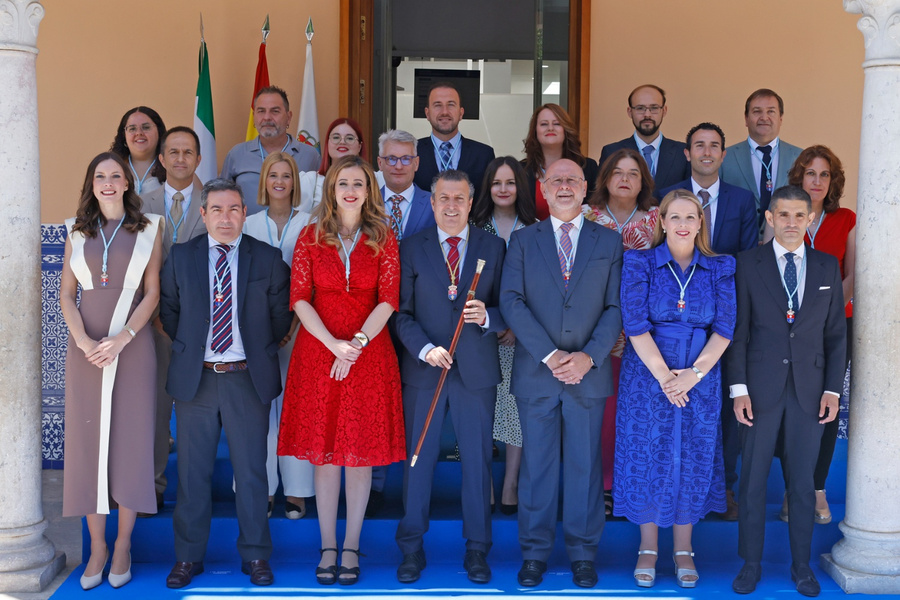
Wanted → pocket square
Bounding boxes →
[818,286,831,290]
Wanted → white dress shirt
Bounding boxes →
[691,177,721,243]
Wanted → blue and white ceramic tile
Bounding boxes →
[42,224,68,468]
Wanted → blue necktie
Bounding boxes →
[758,145,773,225]
[439,141,452,171]
[784,251,798,308]
[211,244,233,353]
[558,222,574,288]
[641,145,655,177]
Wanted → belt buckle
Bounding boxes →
[212,362,228,374]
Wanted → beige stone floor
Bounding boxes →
[1,470,82,600]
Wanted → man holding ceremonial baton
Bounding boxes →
[394,170,507,584]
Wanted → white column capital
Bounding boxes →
[844,0,900,64]
[0,0,44,50]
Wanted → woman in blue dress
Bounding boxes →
[614,189,736,589]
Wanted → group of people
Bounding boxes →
[59,81,853,597]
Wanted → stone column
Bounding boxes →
[0,0,64,592]
[821,0,900,594]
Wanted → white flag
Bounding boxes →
[296,18,320,153]
[194,35,217,183]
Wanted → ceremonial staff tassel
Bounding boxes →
[411,259,487,467]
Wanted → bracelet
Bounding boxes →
[353,330,369,348]
[123,324,136,339]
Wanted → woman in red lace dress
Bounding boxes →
[278,155,404,585]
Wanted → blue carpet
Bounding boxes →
[53,439,891,598]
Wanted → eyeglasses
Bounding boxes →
[329,133,359,144]
[544,176,584,189]
[630,104,663,115]
[125,123,155,134]
[380,155,416,166]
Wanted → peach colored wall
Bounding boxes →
[37,0,339,222]
[589,1,864,211]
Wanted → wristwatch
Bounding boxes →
[123,324,136,339]
[353,330,370,348]
[691,366,705,380]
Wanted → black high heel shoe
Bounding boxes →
[338,548,364,585]
[315,548,338,585]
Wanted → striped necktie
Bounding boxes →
[211,244,233,353]
[558,222,574,288]
[389,194,404,240]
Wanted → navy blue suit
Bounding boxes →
[500,218,622,563]
[160,233,291,563]
[394,225,506,555]
[414,136,495,201]
[382,184,436,241]
[599,135,691,194]
[659,179,758,256]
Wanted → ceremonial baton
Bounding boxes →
[410,259,486,467]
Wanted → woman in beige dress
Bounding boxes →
[60,152,163,590]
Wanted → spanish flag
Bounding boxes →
[245,15,271,141]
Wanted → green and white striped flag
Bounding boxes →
[194,31,217,182]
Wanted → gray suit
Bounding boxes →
[141,183,208,495]
[500,218,622,562]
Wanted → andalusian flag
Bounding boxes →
[194,17,217,183]
[296,18,320,152]
[245,15,271,141]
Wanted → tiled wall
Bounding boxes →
[37,223,852,469]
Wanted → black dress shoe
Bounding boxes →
[732,561,761,594]
[517,559,547,587]
[242,559,274,586]
[397,549,426,583]
[499,503,518,515]
[166,561,204,589]
[791,563,821,597]
[463,549,491,583]
[572,560,598,588]
[366,489,385,517]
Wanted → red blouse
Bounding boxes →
[805,207,855,317]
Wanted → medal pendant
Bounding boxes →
[677,299,686,312]
[448,284,458,301]
[766,179,774,192]
[564,270,571,281]
[786,309,795,324]
[214,292,224,306]
[100,272,109,287]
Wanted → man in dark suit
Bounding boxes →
[500,159,623,589]
[599,84,690,192]
[394,170,506,585]
[728,186,845,597]
[413,82,495,201]
[159,178,291,589]
[720,89,803,231]
[366,128,438,516]
[660,121,758,521]
[141,126,208,514]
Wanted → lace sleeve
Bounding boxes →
[290,227,314,308]
[378,234,401,310]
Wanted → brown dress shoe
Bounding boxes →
[722,489,739,521]
[166,561,204,588]
[242,559,274,586]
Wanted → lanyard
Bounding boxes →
[129,156,157,195]
[208,234,242,301]
[167,194,187,245]
[258,137,291,161]
[752,144,779,192]
[491,214,519,248]
[338,229,361,292]
[666,261,697,312]
[606,204,639,234]
[265,208,295,250]
[779,250,807,314]
[97,217,125,286]
[553,224,576,278]
[432,134,461,172]
[806,212,826,249]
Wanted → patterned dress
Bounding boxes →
[614,245,736,526]
[278,226,406,466]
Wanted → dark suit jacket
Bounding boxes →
[382,184,436,240]
[720,139,803,205]
[395,225,506,391]
[599,134,691,194]
[659,179,758,256]
[160,233,292,404]
[500,219,623,399]
[414,136,496,201]
[727,242,846,417]
[141,182,207,258]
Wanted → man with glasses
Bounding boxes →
[500,159,623,589]
[220,86,319,215]
[413,82,495,201]
[599,84,690,193]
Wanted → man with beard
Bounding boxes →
[413,82,495,202]
[220,86,319,215]
[599,84,690,193]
